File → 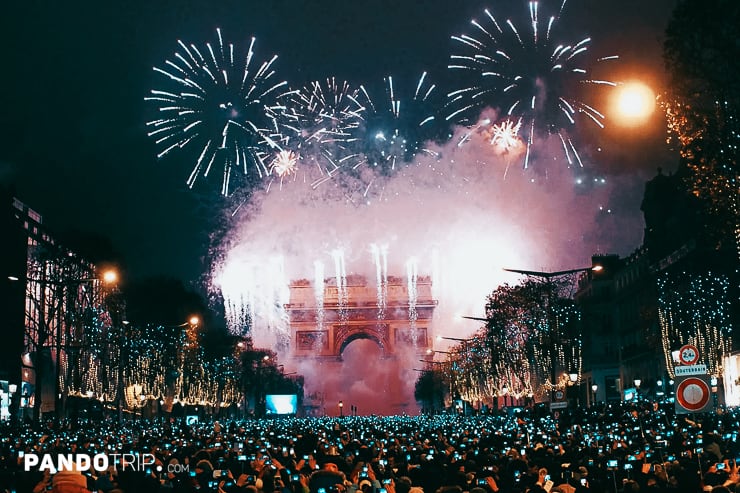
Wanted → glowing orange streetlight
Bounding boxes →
[612,81,656,126]
[102,269,118,285]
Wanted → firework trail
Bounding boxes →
[447,1,617,169]
[146,29,296,196]
[359,72,447,175]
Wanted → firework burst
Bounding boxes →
[490,118,523,154]
[448,1,617,169]
[145,29,295,196]
[270,150,299,178]
[283,78,368,188]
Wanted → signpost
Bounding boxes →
[675,375,712,414]
[673,343,713,414]
[550,389,567,410]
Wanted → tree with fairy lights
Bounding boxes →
[23,242,118,421]
[659,0,740,385]
[663,0,740,259]
[658,271,733,380]
[481,278,583,403]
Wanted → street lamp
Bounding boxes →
[339,400,343,417]
[591,384,598,406]
[502,264,600,405]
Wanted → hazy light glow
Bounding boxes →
[212,124,632,350]
[613,81,655,125]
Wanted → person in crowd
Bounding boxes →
[4,399,740,493]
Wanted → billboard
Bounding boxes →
[265,394,298,415]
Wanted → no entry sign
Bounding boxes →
[675,375,712,414]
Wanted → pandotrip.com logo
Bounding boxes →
[23,453,189,474]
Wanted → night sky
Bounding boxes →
[0,0,678,285]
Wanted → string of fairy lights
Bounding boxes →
[56,316,243,407]
[657,270,733,379]
[24,270,243,409]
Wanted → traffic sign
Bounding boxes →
[675,375,713,414]
[674,364,707,376]
[550,388,567,410]
[678,344,700,366]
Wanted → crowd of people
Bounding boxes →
[1,399,739,493]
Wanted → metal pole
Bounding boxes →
[117,324,125,423]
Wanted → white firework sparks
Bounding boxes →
[448,1,617,169]
[146,29,296,196]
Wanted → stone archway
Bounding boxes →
[337,331,385,360]
[286,275,437,360]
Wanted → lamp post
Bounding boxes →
[634,379,641,401]
[502,264,602,406]
[591,384,598,407]
[339,400,343,417]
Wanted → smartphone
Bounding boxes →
[238,455,247,461]
[717,463,726,470]
[477,479,487,486]
[624,464,633,470]
[581,478,587,486]
[383,479,392,485]
[292,475,300,482]
[18,451,24,458]
[607,460,618,468]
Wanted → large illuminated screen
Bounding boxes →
[265,394,298,415]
